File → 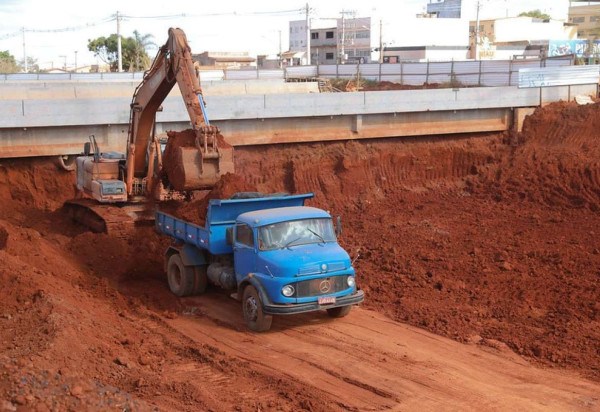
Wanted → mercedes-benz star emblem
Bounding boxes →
[319,279,331,293]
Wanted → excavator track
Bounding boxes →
[65,199,154,238]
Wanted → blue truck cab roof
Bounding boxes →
[237,206,331,227]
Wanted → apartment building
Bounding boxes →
[568,2,600,38]
[289,16,373,64]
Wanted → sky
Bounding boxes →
[0,0,572,70]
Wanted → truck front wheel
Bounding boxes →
[167,254,195,297]
[326,305,352,318]
[242,285,273,332]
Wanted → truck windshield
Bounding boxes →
[258,218,336,251]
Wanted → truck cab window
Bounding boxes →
[258,218,336,250]
[235,223,254,247]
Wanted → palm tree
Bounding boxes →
[129,30,155,72]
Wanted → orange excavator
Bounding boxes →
[66,28,234,235]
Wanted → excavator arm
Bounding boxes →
[125,27,232,195]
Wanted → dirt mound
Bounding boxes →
[472,101,600,209]
[361,81,443,91]
[0,157,75,216]
[171,172,258,226]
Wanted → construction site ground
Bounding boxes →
[0,101,599,411]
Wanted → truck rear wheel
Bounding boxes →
[167,254,195,297]
[242,285,272,332]
[326,305,352,318]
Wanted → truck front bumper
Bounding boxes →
[263,290,364,315]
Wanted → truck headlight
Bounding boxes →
[282,285,295,297]
[347,276,356,288]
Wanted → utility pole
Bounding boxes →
[340,11,346,64]
[74,51,78,72]
[22,27,27,73]
[116,11,123,72]
[474,0,481,60]
[379,19,383,64]
[278,30,282,68]
[305,3,311,65]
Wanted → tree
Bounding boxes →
[18,56,40,73]
[87,31,154,72]
[0,50,19,74]
[518,9,551,20]
[88,34,120,70]
[126,30,155,72]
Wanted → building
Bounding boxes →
[289,16,373,64]
[193,52,256,69]
[468,17,578,59]
[426,0,462,18]
[568,2,600,38]
[379,17,469,62]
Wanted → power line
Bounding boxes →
[0,8,304,40]
[23,16,115,34]
[0,30,21,41]
[120,8,304,19]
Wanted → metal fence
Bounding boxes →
[1,55,577,87]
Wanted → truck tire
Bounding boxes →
[326,305,352,318]
[193,266,208,295]
[167,254,195,297]
[242,285,272,332]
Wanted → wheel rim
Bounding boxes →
[245,296,258,322]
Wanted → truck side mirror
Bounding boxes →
[83,142,91,156]
[226,227,233,245]
[335,216,342,237]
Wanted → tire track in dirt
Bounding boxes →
[165,292,600,411]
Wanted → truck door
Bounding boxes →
[233,223,256,279]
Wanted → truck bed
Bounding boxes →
[155,211,211,251]
[155,193,314,255]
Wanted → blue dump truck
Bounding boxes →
[155,193,364,332]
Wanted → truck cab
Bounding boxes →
[233,206,363,331]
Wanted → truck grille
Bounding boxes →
[297,261,347,276]
[295,276,348,298]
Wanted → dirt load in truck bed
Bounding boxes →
[0,101,599,410]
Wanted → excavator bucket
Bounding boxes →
[162,128,234,191]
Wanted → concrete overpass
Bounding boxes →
[0,79,597,159]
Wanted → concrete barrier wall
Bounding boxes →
[1,85,596,129]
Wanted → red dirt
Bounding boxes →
[1,101,599,409]
[161,129,232,191]
[172,173,257,226]
[361,81,444,91]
